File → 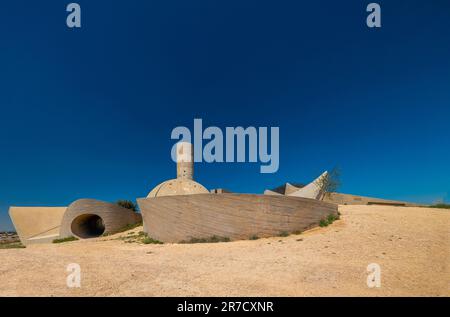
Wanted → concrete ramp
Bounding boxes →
[8,207,67,245]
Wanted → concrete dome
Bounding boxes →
[147,178,209,198]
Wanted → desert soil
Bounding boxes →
[0,205,448,296]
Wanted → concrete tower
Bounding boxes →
[176,142,194,180]
[146,141,208,198]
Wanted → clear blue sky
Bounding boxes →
[1,1,449,231]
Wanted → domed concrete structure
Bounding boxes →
[139,143,340,242]
[147,142,208,198]
[147,178,209,198]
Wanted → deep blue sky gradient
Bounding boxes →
[1,1,449,230]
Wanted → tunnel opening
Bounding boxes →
[71,214,105,238]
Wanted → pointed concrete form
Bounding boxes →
[284,183,302,195]
[263,189,283,196]
[287,171,328,200]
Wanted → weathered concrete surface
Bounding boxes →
[284,183,302,195]
[288,171,328,199]
[147,178,209,198]
[263,189,283,196]
[138,193,338,242]
[60,199,141,239]
[176,142,194,180]
[148,142,208,198]
[8,207,67,245]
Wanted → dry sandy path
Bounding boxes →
[1,205,448,296]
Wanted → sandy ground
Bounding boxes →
[0,205,449,297]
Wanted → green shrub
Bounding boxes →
[0,242,26,249]
[117,231,163,244]
[249,235,259,240]
[319,219,329,227]
[102,221,143,236]
[319,213,340,227]
[179,236,230,244]
[429,203,450,209]
[141,236,163,244]
[53,236,79,243]
[180,237,207,243]
[119,221,143,232]
[278,231,290,237]
[116,200,138,211]
[327,214,338,223]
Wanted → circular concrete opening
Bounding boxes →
[71,214,105,238]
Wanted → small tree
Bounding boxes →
[116,200,138,211]
[315,167,341,200]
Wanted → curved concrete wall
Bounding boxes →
[8,207,67,245]
[60,199,141,239]
[138,193,338,243]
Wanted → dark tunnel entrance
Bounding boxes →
[71,214,105,238]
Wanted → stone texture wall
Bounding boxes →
[138,193,338,243]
